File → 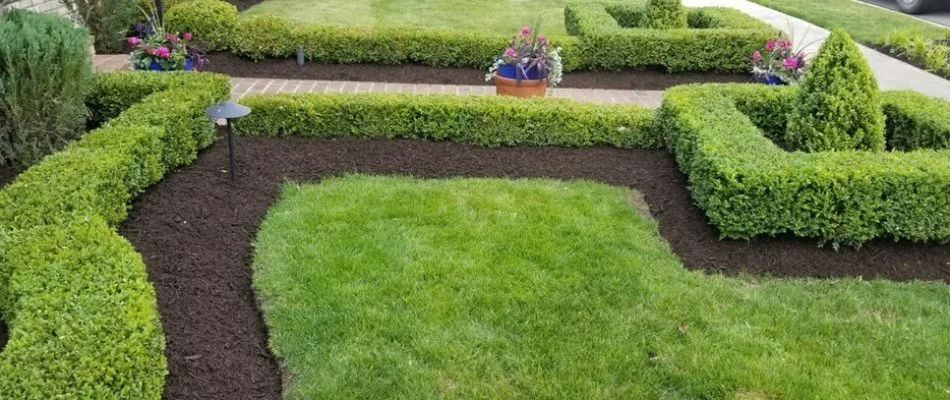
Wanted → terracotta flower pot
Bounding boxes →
[493,74,547,98]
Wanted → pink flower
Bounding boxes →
[166,33,178,42]
[182,32,193,41]
[537,35,547,44]
[127,37,141,46]
[154,47,171,58]
[783,57,800,70]
[504,47,517,58]
[752,50,762,62]
[765,39,776,52]
[520,26,532,36]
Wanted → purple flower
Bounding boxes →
[752,50,762,63]
[182,32,193,41]
[504,47,517,58]
[128,37,141,46]
[783,57,800,70]
[765,39,776,52]
[520,26,532,36]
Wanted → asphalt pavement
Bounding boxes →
[860,0,950,27]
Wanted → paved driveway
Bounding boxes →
[860,0,950,27]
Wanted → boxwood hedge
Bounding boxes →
[229,1,769,73]
[564,2,774,72]
[0,71,230,399]
[236,93,659,148]
[659,83,950,245]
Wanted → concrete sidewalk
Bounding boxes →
[685,0,950,100]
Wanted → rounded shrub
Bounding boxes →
[0,10,91,167]
[165,0,238,51]
[640,0,688,30]
[786,29,885,152]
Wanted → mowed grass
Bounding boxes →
[241,0,572,35]
[253,175,950,400]
[749,0,950,43]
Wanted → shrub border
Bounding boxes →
[658,83,950,245]
[235,92,659,149]
[564,2,774,72]
[230,2,771,73]
[0,71,230,399]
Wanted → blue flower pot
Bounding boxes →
[497,63,543,80]
[756,73,786,86]
[147,57,193,72]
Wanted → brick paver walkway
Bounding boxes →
[93,55,664,106]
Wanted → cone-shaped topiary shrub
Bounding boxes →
[640,0,688,30]
[786,29,885,152]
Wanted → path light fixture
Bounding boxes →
[297,45,305,66]
[205,101,252,181]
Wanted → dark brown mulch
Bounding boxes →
[224,0,261,11]
[204,52,754,90]
[0,320,7,352]
[0,165,20,189]
[119,132,950,400]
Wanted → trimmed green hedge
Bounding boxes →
[236,93,659,148]
[0,218,165,399]
[86,71,231,127]
[232,15,584,70]
[659,83,950,245]
[565,2,773,72]
[882,91,950,151]
[166,0,239,51]
[0,71,230,399]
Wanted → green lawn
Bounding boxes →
[241,0,572,35]
[253,175,950,400]
[748,0,950,43]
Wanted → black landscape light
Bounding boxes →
[296,45,305,66]
[205,101,252,181]
[155,0,165,26]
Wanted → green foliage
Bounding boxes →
[0,71,227,398]
[232,15,583,70]
[255,175,950,399]
[86,71,232,127]
[0,10,91,167]
[59,0,137,52]
[564,2,774,72]
[166,0,239,51]
[641,0,687,29]
[660,83,950,245]
[236,93,658,148]
[880,30,950,78]
[0,217,166,400]
[786,29,885,152]
[882,91,950,151]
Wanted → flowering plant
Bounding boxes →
[128,14,206,71]
[752,31,814,84]
[486,25,563,87]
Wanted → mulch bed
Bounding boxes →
[0,321,7,352]
[0,165,20,189]
[204,52,754,90]
[870,43,950,82]
[119,131,950,400]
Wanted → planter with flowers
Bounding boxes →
[752,36,809,85]
[128,17,206,72]
[486,26,563,98]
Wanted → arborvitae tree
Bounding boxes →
[786,29,885,152]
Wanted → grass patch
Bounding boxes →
[254,175,950,399]
[748,0,949,44]
[242,0,571,35]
